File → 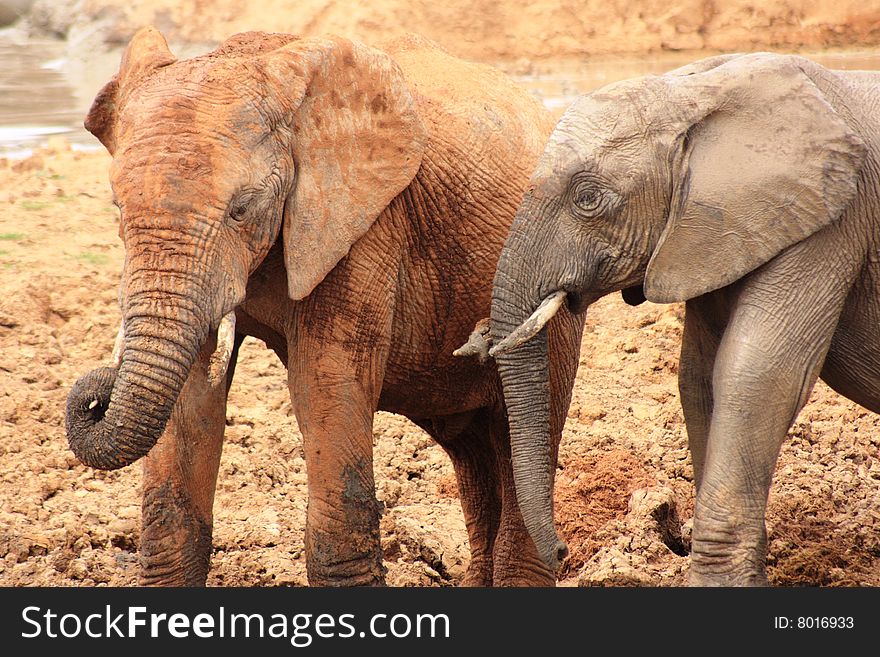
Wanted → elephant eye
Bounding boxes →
[572,181,607,216]
[574,188,602,213]
[229,195,252,223]
[570,178,621,219]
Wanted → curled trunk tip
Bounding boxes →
[65,366,137,470]
[66,307,234,471]
[542,537,569,573]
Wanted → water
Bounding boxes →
[2,32,880,157]
[0,32,203,157]
[0,34,98,155]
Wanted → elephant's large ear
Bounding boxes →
[264,36,427,301]
[84,26,177,154]
[644,55,866,303]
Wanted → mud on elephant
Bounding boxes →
[64,27,584,586]
[483,52,880,585]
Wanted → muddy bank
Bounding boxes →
[19,0,880,63]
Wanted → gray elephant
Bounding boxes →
[476,52,880,585]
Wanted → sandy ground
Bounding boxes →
[1,139,878,587]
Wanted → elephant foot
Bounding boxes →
[140,484,212,586]
[305,527,386,587]
[306,556,387,587]
[308,572,386,587]
[492,568,556,587]
[460,547,555,587]
[688,517,769,586]
[491,528,557,586]
[459,555,494,587]
[687,565,769,587]
[689,542,769,586]
[492,555,556,587]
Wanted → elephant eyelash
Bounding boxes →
[228,174,283,223]
[574,188,603,213]
[572,185,612,218]
[229,203,248,221]
[570,176,623,219]
[228,192,257,222]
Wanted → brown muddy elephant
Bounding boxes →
[473,52,880,585]
[64,27,583,586]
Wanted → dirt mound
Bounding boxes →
[554,450,655,577]
[767,498,878,587]
[24,0,880,63]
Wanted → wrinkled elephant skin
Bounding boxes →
[65,28,584,587]
[491,53,880,585]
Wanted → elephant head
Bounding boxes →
[487,53,865,572]
[65,27,426,470]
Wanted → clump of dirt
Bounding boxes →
[577,486,690,587]
[554,450,655,578]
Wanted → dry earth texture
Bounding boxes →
[1,141,878,587]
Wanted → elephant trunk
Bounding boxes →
[65,283,211,470]
[490,234,568,573]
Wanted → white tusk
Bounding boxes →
[208,312,236,387]
[110,320,124,368]
[489,291,566,357]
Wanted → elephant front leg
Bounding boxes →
[289,348,384,586]
[688,280,845,586]
[139,332,243,586]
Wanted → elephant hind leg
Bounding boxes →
[420,410,501,587]
[425,410,557,586]
[679,298,725,493]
